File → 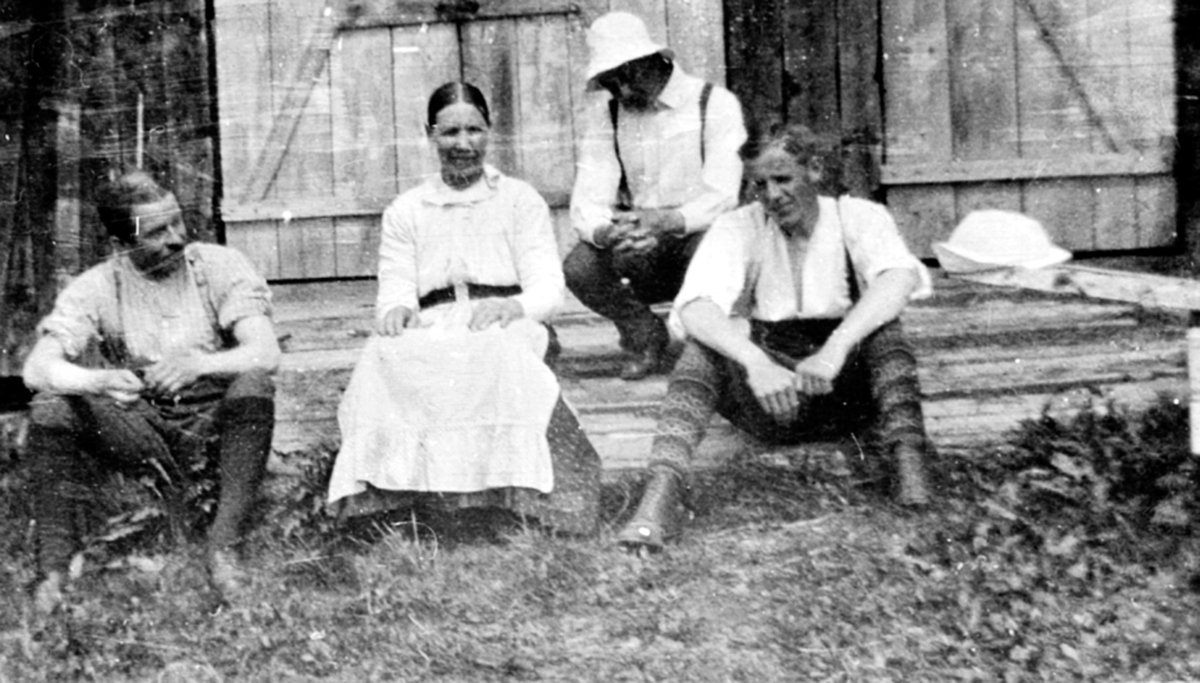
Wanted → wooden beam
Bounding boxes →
[338,0,580,29]
[222,189,572,223]
[951,264,1200,311]
[881,152,1171,185]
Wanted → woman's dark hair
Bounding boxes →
[95,170,174,243]
[426,82,491,128]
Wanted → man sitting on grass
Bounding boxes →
[23,170,280,609]
[617,124,936,552]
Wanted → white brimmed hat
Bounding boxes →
[933,209,1072,273]
[585,12,673,82]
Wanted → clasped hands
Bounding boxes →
[376,298,524,337]
[746,347,847,424]
[595,209,686,255]
[90,353,208,404]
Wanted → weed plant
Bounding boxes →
[2,396,1200,681]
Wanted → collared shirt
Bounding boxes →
[376,164,565,322]
[669,196,933,338]
[569,65,747,244]
[38,243,272,365]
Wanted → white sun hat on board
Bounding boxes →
[933,209,1072,273]
[585,12,673,81]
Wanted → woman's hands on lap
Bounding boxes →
[469,298,524,331]
[377,306,420,336]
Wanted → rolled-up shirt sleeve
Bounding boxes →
[510,184,565,322]
[842,199,933,302]
[676,88,746,234]
[668,212,752,339]
[376,200,421,321]
[203,246,273,329]
[36,270,107,360]
[569,93,624,245]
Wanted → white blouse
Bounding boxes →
[669,196,933,338]
[376,165,565,323]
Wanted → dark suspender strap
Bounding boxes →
[837,197,861,303]
[608,97,633,210]
[700,81,713,165]
[608,82,716,209]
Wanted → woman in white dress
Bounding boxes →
[328,82,601,536]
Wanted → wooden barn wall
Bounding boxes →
[723,0,1177,258]
[214,0,727,281]
[0,1,217,375]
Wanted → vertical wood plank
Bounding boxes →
[947,0,1018,162]
[463,19,521,177]
[330,27,398,207]
[335,215,381,277]
[783,0,838,136]
[1084,0,1136,249]
[513,15,575,204]
[838,0,883,198]
[881,0,956,254]
[1021,178,1093,251]
[213,0,273,202]
[225,219,280,280]
[665,0,724,84]
[1126,0,1176,247]
[268,0,335,202]
[391,23,459,195]
[723,0,782,144]
[277,216,336,280]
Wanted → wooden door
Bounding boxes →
[214,0,727,281]
[881,0,1176,255]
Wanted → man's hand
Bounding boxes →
[745,356,799,423]
[793,344,849,396]
[605,209,685,255]
[469,298,524,331]
[142,353,207,396]
[377,306,420,337]
[89,369,145,404]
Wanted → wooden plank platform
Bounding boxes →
[269,267,1190,475]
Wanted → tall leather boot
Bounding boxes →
[616,465,689,552]
[206,395,272,599]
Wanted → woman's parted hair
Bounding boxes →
[95,170,174,243]
[426,81,491,129]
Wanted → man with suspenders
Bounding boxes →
[565,11,747,380]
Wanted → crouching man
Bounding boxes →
[617,125,936,552]
[24,171,281,608]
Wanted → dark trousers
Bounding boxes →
[563,232,704,351]
[28,370,275,574]
[648,318,931,474]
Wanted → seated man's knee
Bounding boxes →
[562,241,604,291]
[223,369,275,402]
[27,393,82,432]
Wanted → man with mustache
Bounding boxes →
[564,11,747,380]
[23,170,281,610]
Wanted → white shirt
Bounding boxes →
[376,165,565,322]
[669,196,933,338]
[569,65,747,244]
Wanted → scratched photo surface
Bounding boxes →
[3,2,1200,681]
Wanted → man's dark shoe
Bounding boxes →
[616,468,688,553]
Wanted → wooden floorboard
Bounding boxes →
[269,270,1193,473]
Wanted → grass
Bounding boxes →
[4,398,1200,681]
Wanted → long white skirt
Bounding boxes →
[327,316,558,504]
